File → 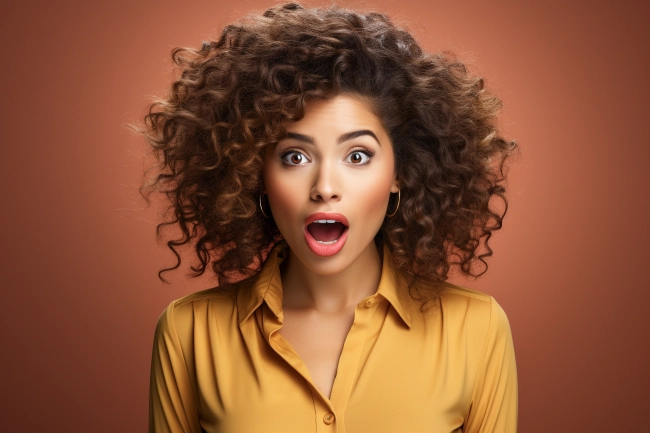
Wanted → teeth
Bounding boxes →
[316,240,338,245]
[312,219,339,224]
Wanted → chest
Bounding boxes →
[194,300,472,432]
[277,308,355,399]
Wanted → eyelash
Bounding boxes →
[346,148,375,164]
[280,148,376,166]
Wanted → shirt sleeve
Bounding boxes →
[464,298,518,433]
[149,301,201,433]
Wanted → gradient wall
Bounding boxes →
[1,0,648,431]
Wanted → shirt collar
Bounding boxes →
[237,242,412,328]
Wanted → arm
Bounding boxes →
[149,302,201,433]
[464,298,518,433]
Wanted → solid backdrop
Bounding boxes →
[1,0,648,431]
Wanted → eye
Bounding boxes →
[346,149,374,165]
[281,150,310,166]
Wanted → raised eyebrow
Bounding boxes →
[284,130,380,146]
[285,132,314,144]
[338,130,380,146]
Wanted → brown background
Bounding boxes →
[1,0,648,431]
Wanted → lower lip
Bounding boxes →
[303,226,348,257]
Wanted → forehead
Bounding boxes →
[286,94,387,136]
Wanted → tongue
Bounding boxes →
[307,222,346,242]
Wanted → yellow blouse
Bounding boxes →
[149,242,518,432]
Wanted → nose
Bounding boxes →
[310,161,341,202]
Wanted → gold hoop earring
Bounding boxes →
[259,191,271,218]
[386,190,400,217]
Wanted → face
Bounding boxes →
[262,94,399,275]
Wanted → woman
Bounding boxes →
[141,3,518,432]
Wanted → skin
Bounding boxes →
[262,94,399,398]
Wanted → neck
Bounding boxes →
[280,242,383,314]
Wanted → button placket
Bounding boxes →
[322,300,377,433]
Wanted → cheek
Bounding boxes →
[352,174,393,221]
[359,184,391,217]
[263,167,299,219]
[266,182,295,212]
[361,159,396,215]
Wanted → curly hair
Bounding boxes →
[134,2,517,299]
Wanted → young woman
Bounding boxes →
[141,3,518,432]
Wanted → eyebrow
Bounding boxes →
[286,129,381,146]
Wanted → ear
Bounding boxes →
[390,178,400,193]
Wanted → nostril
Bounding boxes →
[311,191,340,201]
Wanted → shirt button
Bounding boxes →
[323,413,335,424]
[364,298,375,307]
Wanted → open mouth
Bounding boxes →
[303,213,349,256]
[306,220,348,244]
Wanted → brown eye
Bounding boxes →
[346,150,372,165]
[281,151,309,165]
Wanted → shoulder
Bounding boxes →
[439,283,492,303]
[438,283,508,317]
[154,286,239,342]
[165,285,235,319]
[170,285,236,311]
[434,283,513,342]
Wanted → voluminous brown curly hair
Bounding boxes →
[135,2,517,298]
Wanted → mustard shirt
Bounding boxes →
[149,242,518,432]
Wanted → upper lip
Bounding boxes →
[304,212,349,227]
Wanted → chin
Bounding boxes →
[306,257,355,276]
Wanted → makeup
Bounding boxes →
[262,94,399,274]
[304,212,349,256]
